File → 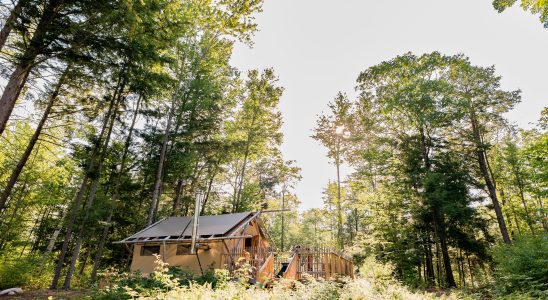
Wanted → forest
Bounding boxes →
[0,0,546,299]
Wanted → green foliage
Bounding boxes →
[0,0,546,297]
[0,256,53,289]
[492,234,548,297]
[92,255,470,300]
[493,0,548,27]
[93,258,229,300]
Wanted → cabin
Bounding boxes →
[116,211,353,283]
[116,212,274,282]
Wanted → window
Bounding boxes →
[244,237,252,249]
[140,245,160,256]
[176,244,191,255]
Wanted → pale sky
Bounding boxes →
[230,0,548,211]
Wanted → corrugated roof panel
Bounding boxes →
[124,212,253,240]
[130,217,191,239]
[183,212,253,236]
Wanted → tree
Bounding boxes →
[145,0,264,225]
[0,0,123,135]
[0,0,27,51]
[313,93,352,249]
[493,0,548,27]
[317,52,497,287]
[448,59,521,244]
[225,69,284,213]
[0,65,69,212]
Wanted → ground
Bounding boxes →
[0,290,88,300]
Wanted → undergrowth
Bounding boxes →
[91,255,471,300]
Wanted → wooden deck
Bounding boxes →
[223,245,354,283]
[279,246,354,280]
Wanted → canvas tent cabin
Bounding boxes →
[115,211,274,282]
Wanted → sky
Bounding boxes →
[229,0,548,211]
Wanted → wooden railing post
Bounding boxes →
[335,254,338,275]
[276,247,353,281]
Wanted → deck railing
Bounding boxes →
[221,245,354,283]
[222,246,272,280]
[279,246,354,280]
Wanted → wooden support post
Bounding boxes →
[332,253,336,275]
[324,253,329,279]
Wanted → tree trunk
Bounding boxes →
[89,95,141,283]
[435,238,442,287]
[50,76,120,290]
[514,172,535,234]
[49,176,89,289]
[511,201,522,235]
[31,207,53,253]
[78,248,89,276]
[171,179,184,216]
[335,150,343,249]
[0,0,60,135]
[499,188,516,236]
[39,206,67,273]
[0,63,31,135]
[535,192,548,232]
[0,175,31,248]
[233,107,258,212]
[200,168,217,215]
[425,233,435,287]
[459,249,466,287]
[0,66,68,211]
[0,0,25,52]
[419,125,436,287]
[147,92,178,225]
[233,145,250,212]
[19,205,48,257]
[63,82,122,290]
[435,218,456,288]
[470,113,511,244]
[467,255,474,288]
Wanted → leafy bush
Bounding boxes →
[0,256,53,289]
[93,255,230,299]
[492,234,548,298]
[93,255,468,300]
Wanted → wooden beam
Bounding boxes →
[228,212,260,238]
[258,209,290,213]
[114,235,254,245]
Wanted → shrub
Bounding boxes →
[0,256,53,289]
[93,255,230,299]
[93,255,470,300]
[492,234,548,298]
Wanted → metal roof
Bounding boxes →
[132,217,191,238]
[181,212,253,236]
[117,212,257,244]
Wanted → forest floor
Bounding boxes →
[0,290,89,300]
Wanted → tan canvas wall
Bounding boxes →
[130,244,165,274]
[130,242,225,275]
[129,220,270,275]
[166,242,224,273]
